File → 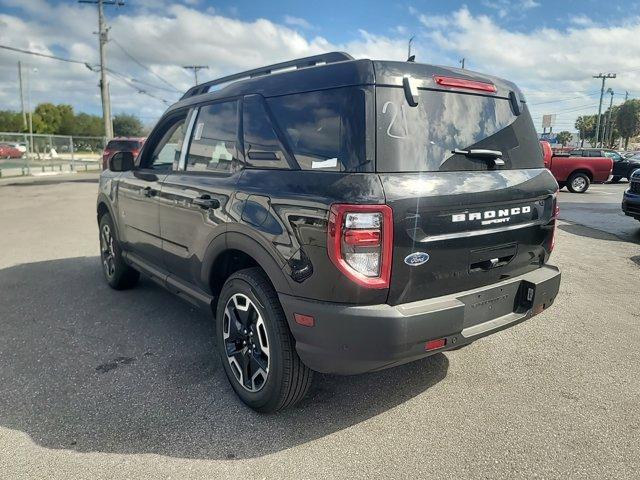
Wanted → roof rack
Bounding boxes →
[180,51,354,100]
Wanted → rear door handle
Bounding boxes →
[192,195,220,210]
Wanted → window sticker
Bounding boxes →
[194,122,204,141]
[312,158,338,169]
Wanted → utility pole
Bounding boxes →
[605,88,614,147]
[79,0,124,139]
[183,65,209,85]
[25,67,34,159]
[459,57,465,69]
[593,73,616,147]
[17,61,27,130]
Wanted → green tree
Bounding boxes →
[556,131,573,146]
[113,114,144,137]
[575,115,596,146]
[616,99,640,149]
[72,113,103,137]
[57,104,76,135]
[0,110,26,132]
[33,103,63,134]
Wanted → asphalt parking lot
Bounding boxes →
[0,174,639,479]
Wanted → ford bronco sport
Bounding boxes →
[97,52,561,412]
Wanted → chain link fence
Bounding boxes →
[0,132,106,178]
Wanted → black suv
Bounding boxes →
[570,148,640,182]
[97,52,561,412]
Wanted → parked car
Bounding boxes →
[622,169,640,221]
[541,142,612,193]
[570,148,640,182]
[10,142,27,153]
[623,151,640,159]
[98,52,561,412]
[0,143,23,159]
[102,137,145,170]
[610,152,640,182]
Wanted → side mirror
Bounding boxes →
[109,151,135,172]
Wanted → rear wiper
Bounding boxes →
[452,148,505,166]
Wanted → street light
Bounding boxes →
[25,66,38,161]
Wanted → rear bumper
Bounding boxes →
[279,265,561,375]
[622,191,640,219]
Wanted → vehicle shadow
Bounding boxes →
[0,257,449,460]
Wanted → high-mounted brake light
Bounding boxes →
[433,75,497,93]
[327,204,393,289]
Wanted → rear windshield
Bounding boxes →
[106,140,141,150]
[376,87,542,172]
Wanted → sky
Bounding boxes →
[1,0,640,132]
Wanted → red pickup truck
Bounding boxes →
[540,141,612,193]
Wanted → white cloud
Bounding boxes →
[481,0,540,19]
[1,1,639,134]
[418,7,640,130]
[283,15,313,30]
[0,3,407,124]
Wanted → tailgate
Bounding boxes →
[380,169,557,305]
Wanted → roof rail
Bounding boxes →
[180,51,354,100]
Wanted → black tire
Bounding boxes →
[215,267,312,413]
[610,176,622,183]
[99,213,139,290]
[567,172,590,193]
[557,182,566,190]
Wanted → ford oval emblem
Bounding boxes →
[404,252,430,266]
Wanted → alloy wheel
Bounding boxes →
[222,293,270,392]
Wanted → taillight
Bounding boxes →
[327,204,393,289]
[433,75,497,93]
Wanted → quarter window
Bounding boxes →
[243,95,289,169]
[186,101,238,172]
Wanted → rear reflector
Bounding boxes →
[425,338,447,351]
[294,313,315,327]
[343,229,381,247]
[433,75,497,93]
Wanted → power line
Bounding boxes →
[106,69,170,104]
[531,103,600,116]
[0,44,93,69]
[1,42,175,104]
[529,92,599,106]
[111,38,180,92]
[105,67,178,93]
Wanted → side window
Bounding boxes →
[186,101,238,173]
[569,150,582,156]
[589,150,602,157]
[267,87,368,172]
[243,95,289,169]
[146,116,188,170]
